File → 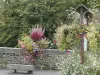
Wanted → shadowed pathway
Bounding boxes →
[0,69,61,75]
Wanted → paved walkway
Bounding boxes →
[0,69,61,75]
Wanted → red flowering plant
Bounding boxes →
[30,25,45,41]
[18,25,49,63]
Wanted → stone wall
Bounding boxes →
[0,47,66,70]
[0,47,22,68]
[35,49,66,70]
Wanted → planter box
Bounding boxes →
[7,64,34,73]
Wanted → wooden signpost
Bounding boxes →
[76,4,92,63]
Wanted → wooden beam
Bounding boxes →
[80,8,84,63]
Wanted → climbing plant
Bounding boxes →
[54,24,81,51]
[55,23,99,52]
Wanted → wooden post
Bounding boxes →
[80,8,84,24]
[76,5,93,63]
[76,4,90,63]
[80,7,84,63]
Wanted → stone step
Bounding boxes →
[7,64,34,72]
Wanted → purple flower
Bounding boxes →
[66,50,70,54]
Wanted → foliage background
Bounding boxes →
[0,0,100,47]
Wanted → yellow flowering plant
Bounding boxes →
[18,34,34,52]
[38,38,49,49]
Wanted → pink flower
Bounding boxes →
[31,59,35,62]
[78,34,81,38]
[18,40,23,45]
[18,40,26,49]
[26,56,29,58]
[36,54,39,57]
[53,40,56,44]
[66,50,70,54]
[21,44,26,49]
[30,26,45,41]
[98,36,100,38]
[24,56,30,61]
